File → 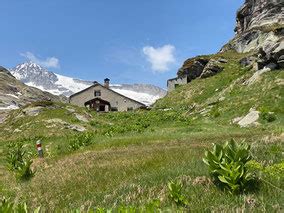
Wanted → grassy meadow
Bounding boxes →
[0,51,283,212]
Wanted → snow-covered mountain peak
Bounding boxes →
[14,61,45,74]
[10,62,167,105]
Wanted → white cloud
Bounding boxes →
[143,44,176,73]
[21,52,60,68]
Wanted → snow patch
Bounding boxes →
[0,104,19,110]
[6,94,19,99]
[26,82,63,95]
[55,74,91,94]
[111,88,161,106]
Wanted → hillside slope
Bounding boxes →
[156,51,284,127]
[0,66,62,123]
[0,0,283,211]
[0,50,283,211]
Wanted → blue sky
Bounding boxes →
[0,0,244,88]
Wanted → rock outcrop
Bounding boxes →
[167,0,283,91]
[0,66,61,112]
[177,57,226,81]
[177,58,209,79]
[222,0,284,53]
[200,59,225,78]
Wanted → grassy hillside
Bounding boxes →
[0,51,283,212]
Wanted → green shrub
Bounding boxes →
[68,132,94,151]
[210,107,221,118]
[0,197,161,213]
[6,143,25,171]
[203,139,254,193]
[16,159,34,181]
[167,181,189,207]
[6,143,34,181]
[259,107,276,122]
[0,197,40,213]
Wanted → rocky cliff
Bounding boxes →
[0,66,61,111]
[222,0,284,53]
[169,0,284,90]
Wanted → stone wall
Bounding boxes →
[69,84,145,111]
[167,76,188,92]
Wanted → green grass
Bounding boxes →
[0,50,283,211]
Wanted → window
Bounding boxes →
[94,90,101,97]
[127,107,133,111]
[111,107,118,111]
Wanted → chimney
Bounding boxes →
[104,78,110,88]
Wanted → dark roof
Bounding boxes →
[85,97,110,105]
[69,83,146,106]
[167,77,178,82]
[167,75,187,82]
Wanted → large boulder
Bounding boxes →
[234,109,260,127]
[239,55,258,67]
[200,59,224,78]
[277,55,284,68]
[177,58,209,81]
[240,42,284,70]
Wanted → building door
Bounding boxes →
[99,105,105,111]
[85,98,111,112]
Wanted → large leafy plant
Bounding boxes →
[6,143,34,181]
[0,197,41,213]
[68,132,94,151]
[168,181,189,207]
[203,139,253,193]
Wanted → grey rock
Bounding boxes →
[221,0,284,53]
[46,118,67,125]
[66,107,76,113]
[277,55,284,68]
[232,116,243,124]
[74,113,89,123]
[200,59,224,78]
[235,0,284,34]
[46,118,86,132]
[238,109,260,127]
[69,124,86,132]
[22,106,44,116]
[218,58,228,64]
[244,66,272,85]
[240,56,258,67]
[177,58,209,81]
[265,63,278,70]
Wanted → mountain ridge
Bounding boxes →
[10,61,166,106]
